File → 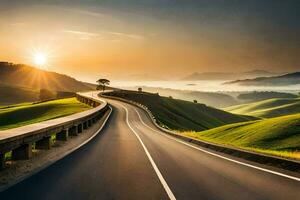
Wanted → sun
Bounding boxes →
[33,52,47,67]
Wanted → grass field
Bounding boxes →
[0,83,39,105]
[104,90,255,131]
[0,98,91,130]
[183,113,300,160]
[224,97,300,118]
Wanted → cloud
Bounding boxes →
[103,31,144,40]
[62,30,99,36]
[65,8,108,18]
[63,29,144,41]
[61,8,144,40]
[63,7,121,24]
[62,30,100,40]
[9,22,26,27]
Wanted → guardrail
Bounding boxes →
[101,92,300,173]
[0,92,109,170]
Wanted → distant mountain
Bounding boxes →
[182,70,279,81]
[0,62,96,92]
[225,72,300,86]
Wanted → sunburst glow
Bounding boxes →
[33,52,47,67]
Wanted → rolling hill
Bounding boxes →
[0,98,91,130]
[236,91,297,102]
[104,90,255,131]
[225,72,300,86]
[0,62,96,92]
[225,98,300,118]
[0,83,40,105]
[184,113,300,159]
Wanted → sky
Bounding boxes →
[0,0,299,82]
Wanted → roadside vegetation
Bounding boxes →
[225,97,300,118]
[104,90,255,131]
[0,98,91,130]
[183,113,300,160]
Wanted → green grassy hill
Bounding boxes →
[0,98,91,130]
[104,90,255,131]
[0,83,40,105]
[184,113,300,159]
[225,98,300,118]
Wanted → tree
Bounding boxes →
[97,78,110,91]
[138,87,142,92]
[193,100,197,103]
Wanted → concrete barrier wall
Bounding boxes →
[0,92,108,169]
[101,92,300,173]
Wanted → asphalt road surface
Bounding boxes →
[1,94,300,200]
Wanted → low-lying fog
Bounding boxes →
[113,80,300,93]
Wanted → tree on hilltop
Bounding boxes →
[97,78,110,91]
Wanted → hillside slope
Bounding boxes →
[225,98,300,118]
[0,98,91,130]
[0,62,95,92]
[0,83,40,105]
[104,90,254,131]
[236,91,297,102]
[184,113,300,158]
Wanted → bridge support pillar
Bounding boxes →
[36,136,51,150]
[12,143,32,160]
[69,126,78,136]
[88,120,92,127]
[56,129,68,141]
[79,96,84,103]
[0,153,5,170]
[83,122,88,130]
[77,124,83,134]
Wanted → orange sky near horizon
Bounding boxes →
[0,2,299,82]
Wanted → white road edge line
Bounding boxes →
[134,108,300,182]
[120,104,176,200]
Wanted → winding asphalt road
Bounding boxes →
[1,93,300,200]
